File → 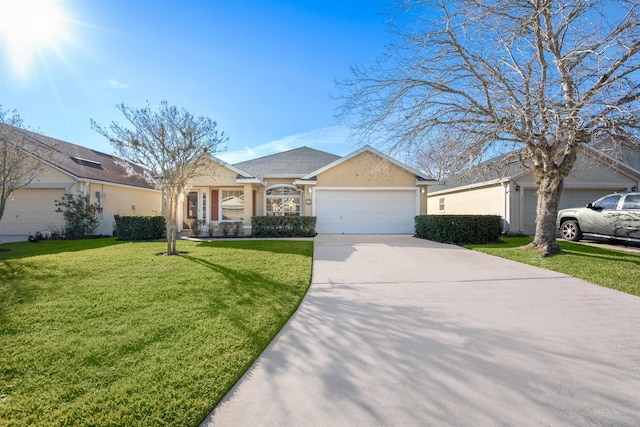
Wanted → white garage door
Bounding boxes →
[522,188,626,235]
[0,189,65,235]
[315,189,417,234]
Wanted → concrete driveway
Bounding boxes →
[202,235,640,426]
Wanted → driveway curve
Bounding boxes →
[202,235,640,426]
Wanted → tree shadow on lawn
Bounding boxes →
[194,240,313,258]
[0,238,126,262]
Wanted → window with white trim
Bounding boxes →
[266,185,301,216]
[438,197,445,212]
[221,190,245,220]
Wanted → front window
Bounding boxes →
[594,194,621,211]
[266,185,301,216]
[221,190,245,220]
[439,197,445,212]
[187,191,198,219]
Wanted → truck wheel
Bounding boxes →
[560,220,582,241]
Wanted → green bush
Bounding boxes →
[54,194,99,239]
[252,216,317,237]
[114,215,166,241]
[415,215,502,244]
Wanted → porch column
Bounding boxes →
[243,183,253,233]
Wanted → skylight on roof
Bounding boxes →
[70,156,103,169]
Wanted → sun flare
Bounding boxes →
[0,0,70,76]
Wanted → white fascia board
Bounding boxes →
[82,179,160,192]
[427,178,510,196]
[301,144,431,181]
[235,177,264,185]
[416,178,438,186]
[208,155,253,178]
[293,179,317,185]
[314,186,419,191]
[262,174,305,179]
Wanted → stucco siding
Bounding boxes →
[316,152,417,187]
[88,183,161,235]
[427,185,505,216]
[30,164,75,186]
[566,154,637,184]
[191,160,239,187]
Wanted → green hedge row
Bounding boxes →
[113,215,166,241]
[252,216,317,237]
[415,215,502,244]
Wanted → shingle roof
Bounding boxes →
[429,152,530,192]
[1,124,155,189]
[233,146,341,179]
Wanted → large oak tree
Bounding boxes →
[92,101,227,255]
[338,0,640,255]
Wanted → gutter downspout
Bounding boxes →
[502,181,510,234]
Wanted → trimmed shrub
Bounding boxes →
[252,216,317,238]
[415,215,501,244]
[54,194,99,239]
[114,215,166,241]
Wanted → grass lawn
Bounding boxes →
[466,237,640,297]
[0,238,313,426]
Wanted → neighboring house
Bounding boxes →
[184,145,435,235]
[0,126,161,236]
[427,146,640,235]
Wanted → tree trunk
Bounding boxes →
[0,195,6,223]
[162,189,179,256]
[529,174,564,256]
[167,193,179,256]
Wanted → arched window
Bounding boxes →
[265,185,301,216]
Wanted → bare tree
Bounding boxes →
[338,0,640,255]
[0,107,46,223]
[92,101,227,255]
[413,131,473,180]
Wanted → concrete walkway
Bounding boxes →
[201,235,640,426]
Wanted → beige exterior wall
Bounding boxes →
[565,154,638,184]
[0,161,161,236]
[30,164,75,186]
[88,182,161,236]
[316,152,417,187]
[191,161,239,187]
[427,185,505,216]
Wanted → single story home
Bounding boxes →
[427,146,640,235]
[185,145,435,235]
[1,126,436,237]
[0,126,161,236]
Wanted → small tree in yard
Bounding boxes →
[91,101,227,255]
[0,107,45,223]
[338,0,640,256]
[55,194,99,239]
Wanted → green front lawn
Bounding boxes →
[466,237,640,297]
[0,238,313,426]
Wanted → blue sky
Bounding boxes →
[0,0,389,163]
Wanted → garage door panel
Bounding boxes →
[0,189,65,235]
[316,190,416,234]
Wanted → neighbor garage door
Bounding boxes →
[0,189,65,235]
[315,189,417,234]
[522,188,626,235]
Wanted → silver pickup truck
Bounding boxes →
[557,192,640,242]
